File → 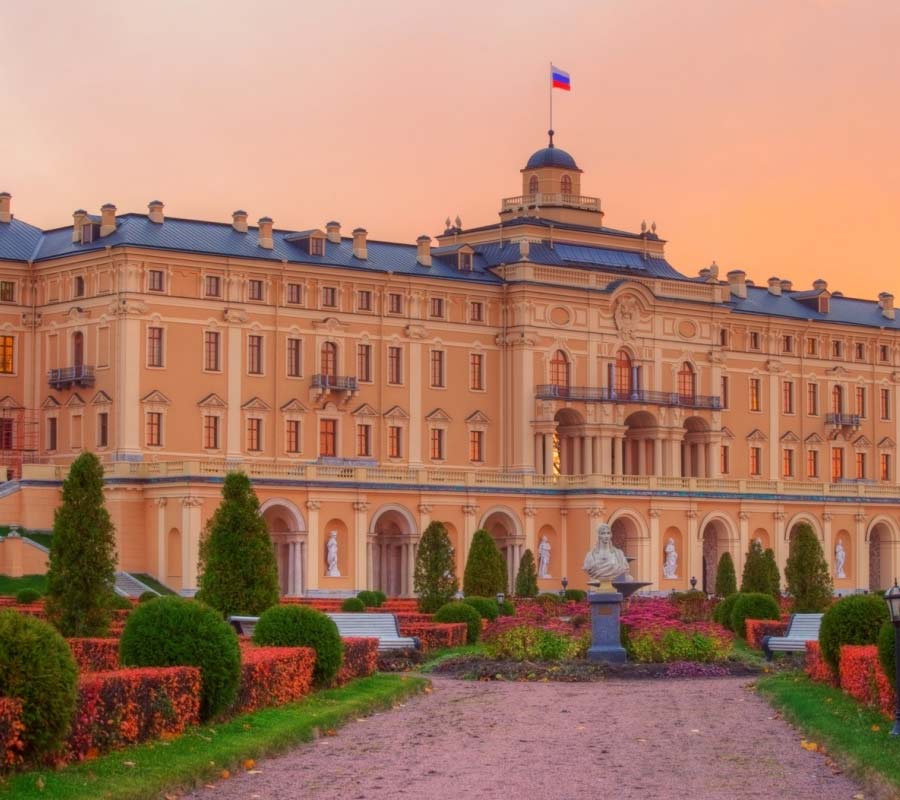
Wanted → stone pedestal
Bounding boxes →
[587,591,627,664]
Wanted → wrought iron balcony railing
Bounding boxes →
[535,384,722,410]
[47,365,95,390]
[310,374,358,392]
[826,413,861,427]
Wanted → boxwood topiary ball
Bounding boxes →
[434,602,482,644]
[714,593,740,630]
[356,590,381,608]
[14,587,42,604]
[730,592,780,638]
[819,594,889,674]
[341,597,365,612]
[252,605,344,685]
[462,596,500,622]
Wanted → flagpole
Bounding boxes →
[549,61,553,136]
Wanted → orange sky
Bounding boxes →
[2,0,899,299]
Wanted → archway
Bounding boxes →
[608,511,649,581]
[868,519,898,592]
[261,499,308,596]
[370,505,417,597]
[552,408,585,475]
[480,507,524,592]
[166,528,182,588]
[624,411,657,476]
[700,515,737,594]
[682,416,711,478]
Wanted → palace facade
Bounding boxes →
[0,135,898,596]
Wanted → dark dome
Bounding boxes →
[525,146,579,171]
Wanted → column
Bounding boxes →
[696,444,707,478]
[408,543,417,596]
[462,505,478,560]
[774,511,787,577]
[353,501,369,592]
[560,436,569,475]
[681,442,688,477]
[156,498,167,584]
[623,438,631,475]
[582,435,593,474]
[287,542,297,596]
[673,437,683,478]
[299,541,307,595]
[648,510,661,590]
[543,433,554,475]
[637,438,647,476]
[511,336,535,472]
[854,512,868,592]
[592,436,601,475]
[400,543,409,597]
[534,435,542,474]
[306,500,321,591]
[181,497,203,592]
[737,512,749,577]
[687,510,701,587]
[409,341,423,467]
[366,541,374,589]
[116,313,142,458]
[653,438,662,477]
[560,509,569,582]
[524,506,537,559]
[226,324,242,459]
[619,437,627,475]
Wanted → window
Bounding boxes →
[782,380,794,414]
[247,418,262,451]
[470,353,484,390]
[855,342,866,361]
[320,341,337,378]
[205,275,221,297]
[880,344,890,363]
[719,329,729,347]
[430,297,444,318]
[287,338,302,377]
[72,331,84,368]
[0,419,11,451]
[470,301,484,322]
[749,332,761,350]
[806,337,818,356]
[388,346,402,384]
[146,412,162,447]
[147,327,164,367]
[561,174,573,194]
[749,378,761,412]
[430,428,445,460]
[856,451,866,480]
[832,340,843,358]
[357,290,372,311]
[430,350,445,388]
[204,331,220,371]
[881,388,891,421]
[831,448,844,481]
[97,412,108,448]
[615,350,632,395]
[248,279,264,301]
[148,270,165,292]
[677,362,695,401]
[319,419,336,457]
[73,276,85,298]
[357,344,372,382]
[881,453,891,482]
[322,286,337,307]
[203,415,220,449]
[0,281,13,302]
[248,335,263,375]
[356,424,372,457]
[388,293,403,314]
[720,445,729,475]
[469,430,484,462]
[782,335,793,354]
[47,417,57,451]
[749,446,761,476]
[529,175,538,194]
[855,386,866,417]
[720,376,729,408]
[310,237,324,256]
[458,252,473,272]
[832,385,843,415]
[0,336,13,374]
[782,448,794,478]
[388,426,402,458]
[67,414,81,449]
[81,222,95,244]
[551,350,571,389]
[287,283,303,304]
[286,420,301,454]
[807,383,819,416]
[807,450,819,478]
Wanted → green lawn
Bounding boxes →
[419,643,487,673]
[131,573,177,595]
[0,674,429,800]
[758,671,900,794]
[0,574,46,596]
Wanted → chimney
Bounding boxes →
[72,209,87,242]
[0,192,10,224]
[780,279,793,292]
[726,269,747,299]
[416,235,432,267]
[767,276,782,296]
[148,200,164,224]
[352,227,368,260]
[326,220,341,244]
[257,216,274,249]
[232,210,248,233]
[880,292,895,320]
[99,203,117,237]
[813,278,828,292]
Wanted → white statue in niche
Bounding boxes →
[663,538,678,579]
[835,540,847,579]
[538,535,552,578]
[326,531,341,577]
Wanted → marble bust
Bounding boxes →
[583,523,629,588]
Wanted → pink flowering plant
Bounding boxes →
[620,597,733,663]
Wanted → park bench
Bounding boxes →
[228,612,419,653]
[761,613,823,661]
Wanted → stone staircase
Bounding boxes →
[114,571,159,598]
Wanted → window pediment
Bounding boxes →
[879,437,896,450]
[280,398,308,414]
[352,403,378,418]
[140,390,171,406]
[426,408,452,422]
[198,393,227,409]
[384,405,409,420]
[805,433,825,445]
[66,393,85,408]
[466,410,491,426]
[746,428,767,442]
[241,396,271,412]
[91,390,112,406]
[780,431,799,443]
[41,396,60,410]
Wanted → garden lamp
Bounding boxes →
[884,580,900,736]
[560,576,569,599]
[496,592,505,607]
[690,576,698,590]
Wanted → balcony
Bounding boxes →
[48,365,95,390]
[826,413,861,428]
[501,193,601,213]
[310,374,358,405]
[535,385,722,410]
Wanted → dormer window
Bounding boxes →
[818,294,830,313]
[458,252,473,272]
[81,223,97,244]
[561,174,573,195]
[309,237,324,256]
[528,175,538,194]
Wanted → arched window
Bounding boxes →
[72,331,84,368]
[528,175,539,194]
[615,350,632,396]
[678,362,696,400]
[560,175,572,195]
[832,385,843,415]
[320,342,337,378]
[549,350,569,389]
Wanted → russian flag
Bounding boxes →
[551,65,571,91]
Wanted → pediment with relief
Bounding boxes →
[853,435,873,448]
[805,433,825,445]
[41,396,60,410]
[141,390,171,406]
[197,393,227,409]
[0,395,22,410]
[780,431,800,443]
[466,410,491,426]
[384,405,409,420]
[746,428,767,442]
[426,408,452,422]
[66,393,85,408]
[879,437,896,450]
[91,390,112,406]
[280,398,308,414]
[352,403,379,418]
[241,396,272,412]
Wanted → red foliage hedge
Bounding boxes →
[399,622,466,652]
[839,645,896,719]
[234,646,315,714]
[68,638,120,672]
[336,638,379,685]
[805,641,838,686]
[0,697,25,772]
[67,667,200,761]
[745,619,789,650]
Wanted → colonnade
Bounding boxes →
[369,539,417,597]
[275,538,306,596]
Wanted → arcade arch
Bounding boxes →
[369,504,417,597]
[699,514,738,594]
[608,510,650,582]
[261,498,308,597]
[867,517,899,592]
[480,507,524,592]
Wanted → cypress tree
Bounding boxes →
[45,452,117,637]
[196,471,280,616]
[714,551,737,598]
[413,520,458,613]
[740,539,770,595]
[463,529,507,596]
[764,548,782,598]
[785,524,832,612]
[515,549,539,597]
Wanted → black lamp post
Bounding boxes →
[884,580,900,736]
[690,576,698,591]
[560,576,569,599]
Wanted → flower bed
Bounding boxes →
[384,612,434,625]
[0,697,24,772]
[622,621,732,663]
[67,666,200,761]
[399,622,466,651]
[234,646,315,714]
[838,645,895,718]
[68,638,120,672]
[805,641,838,685]
[744,618,789,650]
[336,638,379,685]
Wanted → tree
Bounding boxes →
[515,549,539,597]
[763,548,781,598]
[714,551,737,598]
[785,524,832,612]
[413,521,458,613]
[740,539,770,595]
[463,529,507,597]
[196,471,280,616]
[45,452,117,636]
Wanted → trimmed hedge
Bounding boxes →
[14,588,41,604]
[341,597,366,612]
[713,593,740,630]
[68,638,120,672]
[463,596,500,621]
[399,622,467,651]
[234,646,315,714]
[0,697,24,771]
[434,602,482,644]
[839,644,895,718]
[335,638,379,685]
[731,592,780,638]
[819,594,889,674]
[878,621,896,689]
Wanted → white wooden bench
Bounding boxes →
[228,612,419,653]
[762,613,823,660]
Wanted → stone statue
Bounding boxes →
[583,523,630,588]
[326,531,341,577]
[835,540,847,579]
[663,537,678,579]
[538,535,551,578]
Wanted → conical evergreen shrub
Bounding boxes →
[197,471,280,616]
[714,551,737,598]
[763,548,781,598]
[413,520,458,613]
[45,452,117,636]
[515,549,539,597]
[463,529,507,596]
[740,539,769,595]
[785,524,832,612]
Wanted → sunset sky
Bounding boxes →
[3,0,899,299]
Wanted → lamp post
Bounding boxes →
[560,576,569,600]
[884,580,900,736]
[496,592,505,608]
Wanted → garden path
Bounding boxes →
[185,676,862,800]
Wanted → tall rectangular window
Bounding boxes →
[882,388,891,420]
[855,451,866,480]
[855,342,866,361]
[806,337,817,356]
[0,336,13,374]
[357,424,371,457]
[146,412,162,446]
[388,426,402,458]
[388,293,403,314]
[807,383,819,416]
[807,450,819,478]
[880,344,890,363]
[782,380,794,414]
[782,335,793,354]
[147,327,164,367]
[782,448,794,478]
[357,290,372,311]
[287,338,302,377]
[855,386,866,417]
[248,335,263,375]
[322,286,337,307]
[430,428,445,460]
[204,331,220,371]
[469,430,485,462]
[881,453,891,481]
[470,301,484,322]
[0,281,14,302]
[71,415,82,449]
[319,419,336,457]
[430,297,444,318]
[248,279,264,301]
[720,445,729,475]
[357,344,372,382]
[470,353,484,390]
[148,270,165,292]
[47,417,57,451]
[247,418,262,451]
[203,415,219,449]
[831,448,844,481]
[286,420,301,454]
[430,350,445,388]
[287,283,303,304]
[387,346,402,384]
[749,378,761,412]
[749,332,761,350]
[832,340,843,358]
[720,376,729,409]
[97,412,109,448]
[749,446,761,476]
[205,275,221,297]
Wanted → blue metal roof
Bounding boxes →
[0,218,45,262]
[525,146,579,171]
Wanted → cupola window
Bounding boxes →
[561,175,572,195]
[528,175,538,194]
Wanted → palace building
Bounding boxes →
[0,133,898,596]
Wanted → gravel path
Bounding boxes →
[185,677,863,800]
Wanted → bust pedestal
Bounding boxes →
[586,591,627,664]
